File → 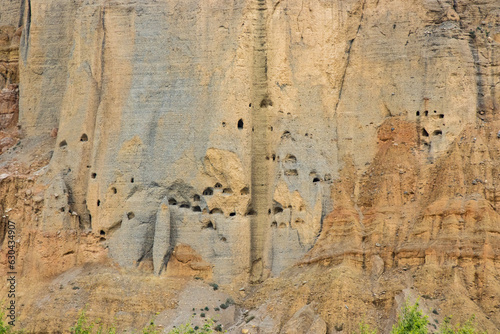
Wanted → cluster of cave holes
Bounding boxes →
[416,110,444,118]
[271,218,305,229]
[167,183,250,216]
[60,133,90,148]
[421,128,443,137]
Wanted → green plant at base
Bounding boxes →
[438,315,486,334]
[71,307,94,334]
[69,307,117,334]
[391,299,428,334]
[0,308,13,334]
[168,318,222,334]
[142,315,160,334]
[354,320,377,334]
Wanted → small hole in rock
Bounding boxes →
[206,222,215,229]
[100,230,105,236]
[313,177,321,183]
[127,212,135,220]
[424,110,429,116]
[422,128,429,137]
[192,206,201,212]
[59,140,67,148]
[193,194,200,201]
[260,98,273,107]
[168,198,177,205]
[60,207,65,212]
[416,111,420,116]
[433,130,442,136]
[281,131,291,139]
[237,119,244,129]
[180,203,190,208]
[284,154,297,163]
[222,122,226,127]
[268,209,271,215]
[203,187,214,196]
[274,207,283,214]
[240,187,249,195]
[434,110,437,113]
[229,212,236,217]
[439,114,444,119]
[111,187,117,194]
[91,173,97,179]
[80,134,88,142]
[214,182,222,188]
[223,188,233,194]
[97,200,100,207]
[249,103,252,107]
[130,178,134,183]
[210,208,223,214]
[271,221,277,227]
[279,223,287,228]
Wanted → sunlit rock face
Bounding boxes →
[0,0,499,332]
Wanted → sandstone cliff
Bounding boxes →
[0,0,499,333]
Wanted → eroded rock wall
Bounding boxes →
[0,0,500,332]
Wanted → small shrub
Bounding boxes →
[200,313,206,318]
[167,318,222,334]
[141,317,160,334]
[438,315,486,334]
[391,299,428,334]
[354,320,377,334]
[204,307,209,311]
[0,306,15,334]
[71,307,94,334]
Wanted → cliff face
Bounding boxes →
[0,0,500,333]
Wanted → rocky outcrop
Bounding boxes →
[0,0,499,332]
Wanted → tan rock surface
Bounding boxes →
[0,0,499,332]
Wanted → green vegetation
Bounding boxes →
[354,320,377,334]
[167,319,222,334]
[0,307,14,334]
[0,303,23,334]
[355,300,486,334]
[391,299,429,334]
[438,315,486,334]
[68,307,224,334]
[70,307,117,334]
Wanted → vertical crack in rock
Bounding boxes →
[20,0,31,61]
[335,0,366,112]
[72,6,107,229]
[250,0,270,283]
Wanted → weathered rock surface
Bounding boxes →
[0,0,499,332]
